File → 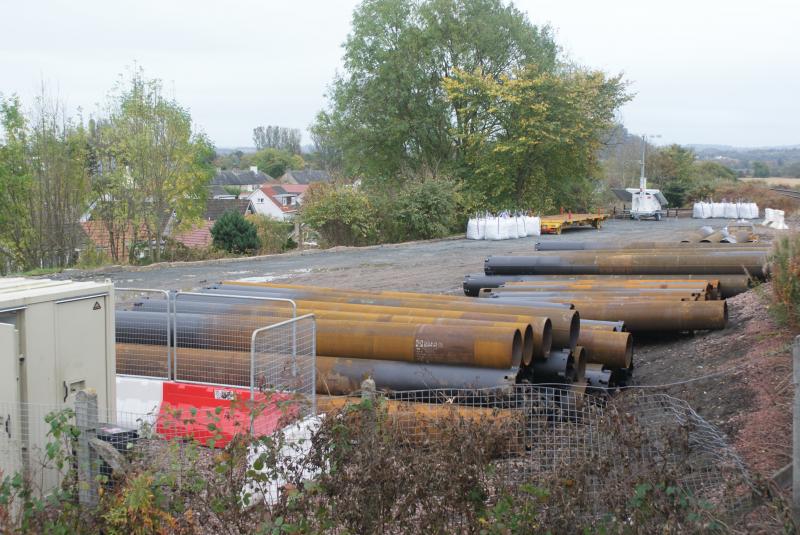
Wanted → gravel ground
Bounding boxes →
[56,217,707,292]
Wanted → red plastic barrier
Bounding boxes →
[156,382,300,448]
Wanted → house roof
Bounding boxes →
[280,169,331,185]
[257,184,309,213]
[80,221,150,255]
[203,199,254,220]
[211,169,274,186]
[172,220,214,249]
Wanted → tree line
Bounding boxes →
[0,69,214,273]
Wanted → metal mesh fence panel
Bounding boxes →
[172,292,296,387]
[115,288,171,379]
[250,314,316,435]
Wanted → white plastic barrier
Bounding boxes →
[764,208,789,230]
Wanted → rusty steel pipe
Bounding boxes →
[463,273,751,298]
[580,320,625,332]
[131,298,549,366]
[484,251,768,278]
[535,241,770,251]
[576,330,632,369]
[480,290,706,302]
[481,297,727,332]
[117,310,524,369]
[186,290,579,350]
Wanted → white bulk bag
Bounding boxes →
[503,216,518,239]
[750,203,759,219]
[710,203,724,218]
[704,202,713,218]
[515,216,526,238]
[723,202,738,219]
[692,203,703,218]
[497,217,510,240]
[485,217,502,240]
[466,218,480,240]
[525,216,541,236]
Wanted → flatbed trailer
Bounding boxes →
[540,213,608,234]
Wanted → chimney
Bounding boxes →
[250,166,258,175]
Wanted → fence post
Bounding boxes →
[75,390,99,508]
[794,336,800,524]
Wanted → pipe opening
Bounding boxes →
[623,333,633,369]
[573,346,587,383]
[540,319,553,362]
[511,329,523,368]
[569,311,581,349]
[522,325,534,366]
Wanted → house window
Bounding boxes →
[282,197,289,206]
[258,197,264,203]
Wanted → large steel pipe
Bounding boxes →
[134,298,551,364]
[534,241,770,251]
[186,290,579,350]
[580,320,625,332]
[213,284,571,309]
[531,349,574,384]
[484,288,707,300]
[115,343,518,394]
[481,297,727,331]
[576,330,632,369]
[116,311,524,369]
[484,251,768,278]
[574,300,726,332]
[315,357,517,395]
[463,273,751,298]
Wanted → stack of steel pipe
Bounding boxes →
[116,282,608,394]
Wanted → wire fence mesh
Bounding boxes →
[171,292,296,386]
[115,288,171,379]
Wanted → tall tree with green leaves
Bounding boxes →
[100,69,214,262]
[252,125,302,154]
[0,95,34,271]
[443,65,629,211]
[313,0,558,183]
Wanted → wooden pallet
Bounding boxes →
[540,213,608,234]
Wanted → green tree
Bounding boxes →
[251,147,305,178]
[314,0,558,182]
[101,68,215,262]
[210,210,260,253]
[752,161,770,178]
[375,177,463,241]
[443,65,628,211]
[0,95,34,272]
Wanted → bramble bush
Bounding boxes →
[299,183,377,246]
[770,232,800,327]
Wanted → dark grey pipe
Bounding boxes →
[484,251,768,278]
[531,349,574,384]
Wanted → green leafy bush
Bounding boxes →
[210,210,260,254]
[770,232,800,327]
[377,178,463,242]
[248,215,295,254]
[299,183,376,246]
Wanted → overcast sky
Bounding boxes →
[1,0,797,149]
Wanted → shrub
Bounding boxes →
[770,232,800,327]
[299,183,376,246]
[210,210,260,254]
[377,178,463,242]
[712,181,799,213]
[247,215,295,254]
